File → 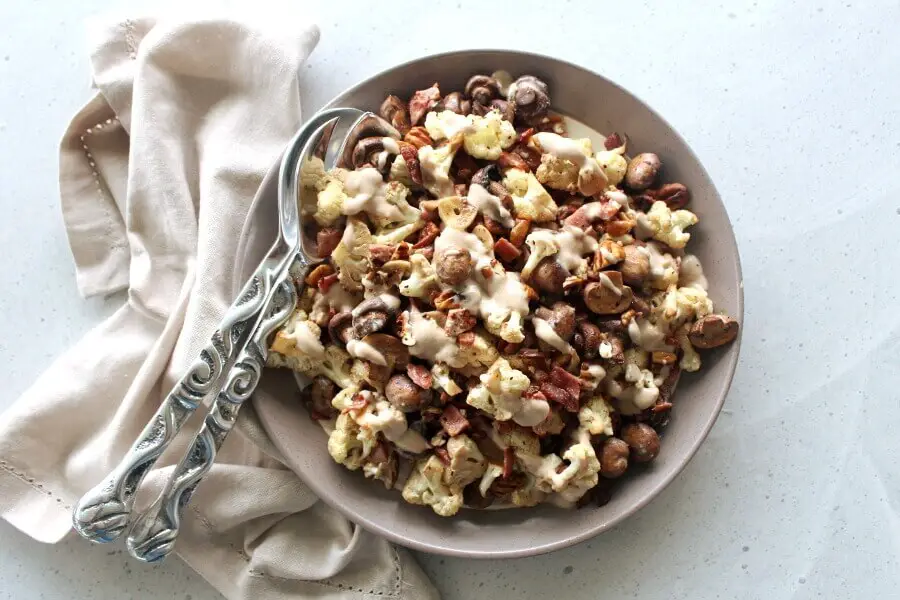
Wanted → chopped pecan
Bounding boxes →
[398,141,422,185]
[444,308,476,337]
[480,265,495,279]
[512,143,543,171]
[403,126,433,149]
[412,221,440,249]
[407,363,433,389]
[304,263,334,288]
[606,217,635,237]
[482,215,507,236]
[652,351,677,365]
[433,290,460,311]
[490,471,527,496]
[497,151,530,171]
[494,238,521,262]
[509,219,531,247]
[440,404,470,436]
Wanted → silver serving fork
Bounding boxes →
[72,107,370,556]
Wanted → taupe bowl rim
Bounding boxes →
[296,48,743,557]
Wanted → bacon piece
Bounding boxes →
[317,273,339,293]
[407,363,433,389]
[502,447,515,479]
[493,238,521,262]
[413,221,440,249]
[604,132,623,150]
[368,243,396,265]
[457,331,475,346]
[434,446,451,466]
[541,381,578,412]
[440,404,470,436]
[550,366,582,404]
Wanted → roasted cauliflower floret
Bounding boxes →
[578,395,614,436]
[594,144,628,187]
[314,177,349,226]
[446,434,486,486]
[268,309,325,365]
[532,133,606,196]
[502,168,558,222]
[509,472,546,507]
[521,428,600,505]
[332,217,373,292]
[466,358,540,426]
[644,243,680,290]
[418,142,457,198]
[402,455,464,517]
[425,110,516,160]
[497,422,541,457]
[675,325,702,372]
[640,201,698,249]
[535,152,580,193]
[451,328,500,370]
[431,362,463,396]
[399,253,439,298]
[653,285,713,330]
[388,154,413,186]
[327,411,369,470]
[520,229,560,280]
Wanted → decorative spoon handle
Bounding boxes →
[125,266,299,562]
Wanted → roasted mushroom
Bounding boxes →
[510,75,550,122]
[583,272,633,314]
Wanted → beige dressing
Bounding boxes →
[468,183,514,227]
[382,137,400,154]
[533,318,574,355]
[345,338,387,366]
[679,254,708,290]
[627,317,675,352]
[529,225,598,276]
[405,310,459,365]
[597,271,623,295]
[532,132,607,193]
[343,167,412,223]
[283,321,325,359]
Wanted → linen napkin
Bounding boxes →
[0,15,438,600]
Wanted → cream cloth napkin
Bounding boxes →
[0,15,438,600]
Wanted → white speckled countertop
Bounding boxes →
[2,0,898,598]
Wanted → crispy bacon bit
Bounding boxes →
[604,132,623,150]
[392,242,411,261]
[502,447,515,479]
[398,141,422,185]
[551,366,582,402]
[304,263,334,287]
[408,83,441,125]
[440,404,470,436]
[368,243,396,266]
[541,381,578,412]
[434,446,451,466]
[413,221,440,249]
[317,272,339,293]
[651,401,673,413]
[407,363,433,389]
[444,308,476,336]
[517,127,536,144]
[494,238,521,262]
[419,200,440,222]
[517,348,549,374]
[457,331,475,346]
[316,227,342,258]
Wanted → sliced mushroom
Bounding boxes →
[327,311,355,346]
[361,333,409,370]
[351,137,390,170]
[437,91,471,116]
[534,301,576,341]
[620,244,651,286]
[530,258,568,294]
[688,314,740,349]
[572,321,603,359]
[352,297,396,339]
[437,196,478,230]
[583,272,633,314]
[379,95,411,136]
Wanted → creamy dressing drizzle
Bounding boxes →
[532,132,607,193]
[627,317,674,352]
[284,322,325,359]
[533,318,573,355]
[406,310,459,365]
[382,137,400,154]
[528,226,598,275]
[343,167,410,222]
[679,254,708,290]
[597,272,623,295]
[346,338,387,366]
[468,183,514,227]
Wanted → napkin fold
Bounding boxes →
[0,15,438,600]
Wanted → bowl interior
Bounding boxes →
[246,50,743,558]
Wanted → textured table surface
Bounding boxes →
[2,0,898,598]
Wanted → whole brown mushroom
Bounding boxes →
[308,375,338,419]
[599,437,630,478]
[625,153,661,191]
[534,301,576,341]
[572,321,603,358]
[530,258,568,294]
[510,75,550,122]
[621,423,660,463]
[688,314,740,349]
[351,137,393,172]
[438,91,471,116]
[328,311,355,346]
[386,374,432,412]
[620,244,651,286]
[464,75,501,105]
[352,297,396,339]
[434,247,474,286]
[583,272,634,314]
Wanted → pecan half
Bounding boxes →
[403,126,433,149]
[398,141,422,185]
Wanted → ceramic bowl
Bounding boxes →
[243,50,743,558]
